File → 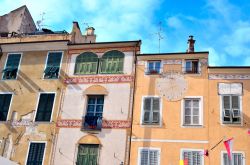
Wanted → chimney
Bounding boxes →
[186,35,195,53]
[70,21,85,44]
[85,27,96,43]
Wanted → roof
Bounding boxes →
[137,51,209,56]
[0,5,36,34]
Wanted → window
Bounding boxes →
[183,98,202,126]
[142,97,160,125]
[99,50,124,74]
[35,93,55,122]
[222,95,241,124]
[146,61,161,74]
[44,52,62,79]
[74,52,98,75]
[2,53,21,80]
[139,148,160,165]
[182,150,203,165]
[223,152,244,165]
[185,60,199,74]
[76,144,99,165]
[26,142,45,165]
[83,95,104,130]
[0,94,12,121]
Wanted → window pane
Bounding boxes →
[152,112,159,123]
[185,100,191,108]
[232,96,239,109]
[193,116,200,124]
[144,98,151,111]
[223,96,230,109]
[193,100,199,108]
[86,95,104,117]
[74,52,98,75]
[193,108,199,115]
[185,108,191,115]
[152,98,160,111]
[184,116,191,124]
[143,112,150,123]
[77,144,99,165]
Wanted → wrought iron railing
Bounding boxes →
[82,116,102,131]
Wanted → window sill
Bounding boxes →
[140,123,161,128]
[182,124,203,128]
[221,123,242,126]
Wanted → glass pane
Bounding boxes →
[185,61,192,71]
[152,112,159,123]
[184,116,191,124]
[155,62,161,71]
[223,96,230,109]
[96,105,103,113]
[88,98,96,104]
[185,100,191,108]
[148,62,154,71]
[193,108,199,115]
[47,52,62,67]
[144,98,151,111]
[87,105,95,112]
[97,97,104,104]
[152,98,160,111]
[193,100,199,108]
[185,108,191,115]
[232,96,239,109]
[193,116,199,124]
[143,112,150,123]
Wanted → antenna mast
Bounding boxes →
[36,12,46,31]
[155,22,164,53]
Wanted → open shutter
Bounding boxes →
[143,98,151,123]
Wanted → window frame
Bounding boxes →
[221,151,245,165]
[2,53,23,80]
[184,59,200,74]
[140,96,162,127]
[220,95,243,125]
[34,92,56,123]
[74,52,99,75]
[0,92,13,122]
[181,96,203,127]
[138,147,161,165]
[180,148,204,165]
[85,95,104,117]
[43,51,63,79]
[145,60,162,75]
[25,141,47,165]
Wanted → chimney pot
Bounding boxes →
[187,35,195,53]
[86,27,95,36]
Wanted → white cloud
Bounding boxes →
[166,16,182,29]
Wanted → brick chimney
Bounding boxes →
[186,35,195,53]
[70,21,85,44]
[85,27,96,43]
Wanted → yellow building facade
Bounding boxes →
[130,37,250,165]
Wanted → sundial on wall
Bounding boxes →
[156,71,187,101]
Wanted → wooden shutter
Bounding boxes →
[0,94,12,121]
[183,151,202,165]
[75,53,98,75]
[27,143,45,165]
[192,99,200,125]
[140,150,149,165]
[143,98,151,123]
[184,100,191,125]
[6,54,21,69]
[152,98,160,123]
[77,144,98,165]
[35,93,55,122]
[149,150,159,165]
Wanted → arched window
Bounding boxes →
[100,50,124,74]
[74,52,98,75]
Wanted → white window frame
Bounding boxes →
[33,92,57,123]
[145,61,162,75]
[220,95,243,125]
[43,51,64,80]
[0,92,14,122]
[25,141,47,165]
[2,52,23,80]
[180,148,204,165]
[182,59,201,75]
[140,96,162,127]
[181,96,203,127]
[221,151,245,165]
[138,147,161,165]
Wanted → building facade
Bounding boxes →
[130,37,250,165]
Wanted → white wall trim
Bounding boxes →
[132,138,208,144]
[221,151,245,165]
[1,52,23,80]
[140,95,162,127]
[181,96,204,127]
[180,148,204,165]
[33,92,57,122]
[137,147,161,165]
[25,141,47,165]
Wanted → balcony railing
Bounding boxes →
[82,116,102,131]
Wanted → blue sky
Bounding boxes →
[1,0,250,66]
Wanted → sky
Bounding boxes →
[0,0,250,66]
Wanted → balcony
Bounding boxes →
[82,116,102,131]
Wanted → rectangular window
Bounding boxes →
[182,150,203,165]
[26,142,45,165]
[223,153,244,165]
[183,98,201,126]
[139,148,160,165]
[35,93,55,122]
[44,52,62,79]
[2,54,21,80]
[76,144,99,165]
[142,97,160,125]
[222,95,241,124]
[146,61,161,74]
[0,94,12,121]
[185,60,199,74]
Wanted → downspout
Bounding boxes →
[127,41,140,165]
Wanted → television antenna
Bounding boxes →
[155,21,164,53]
[36,12,46,31]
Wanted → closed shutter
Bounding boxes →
[152,98,160,123]
[143,97,160,124]
[149,150,159,165]
[77,144,99,165]
[26,143,45,165]
[183,151,202,165]
[223,153,243,165]
[35,93,55,122]
[140,149,159,165]
[223,96,231,122]
[192,99,200,125]
[140,150,149,165]
[74,53,98,75]
[0,94,12,121]
[184,100,191,125]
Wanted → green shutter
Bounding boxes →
[3,54,21,79]
[74,52,98,75]
[0,94,12,121]
[27,143,45,165]
[35,93,55,122]
[100,50,124,74]
[77,144,99,165]
[44,52,62,79]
